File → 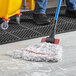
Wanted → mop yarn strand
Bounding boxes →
[8,42,63,62]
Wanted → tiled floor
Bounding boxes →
[47,0,65,8]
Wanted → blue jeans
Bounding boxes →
[66,0,76,10]
[34,0,76,14]
[34,0,47,14]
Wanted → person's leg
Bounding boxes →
[33,0,50,25]
[66,0,76,16]
[34,0,47,14]
[66,0,76,10]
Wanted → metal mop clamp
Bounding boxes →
[41,0,62,45]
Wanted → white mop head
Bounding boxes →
[8,42,63,62]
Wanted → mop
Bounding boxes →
[8,0,63,62]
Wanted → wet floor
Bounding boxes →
[0,31,76,76]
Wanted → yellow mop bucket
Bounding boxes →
[28,0,35,10]
[26,0,35,10]
[0,0,22,30]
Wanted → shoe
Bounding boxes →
[33,13,50,25]
[65,9,76,17]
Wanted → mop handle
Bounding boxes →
[55,0,62,21]
[49,0,62,39]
